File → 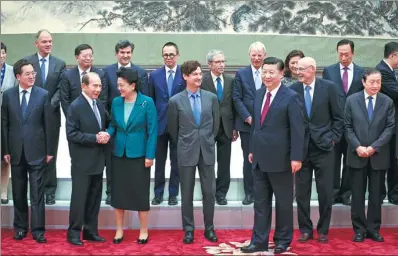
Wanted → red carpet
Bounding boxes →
[1,228,398,255]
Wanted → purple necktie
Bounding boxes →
[342,66,348,94]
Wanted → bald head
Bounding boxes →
[296,57,317,85]
[82,72,102,100]
[82,72,100,86]
[298,57,317,68]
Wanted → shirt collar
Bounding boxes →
[340,62,354,71]
[37,53,49,62]
[383,59,394,71]
[118,62,131,69]
[364,90,377,101]
[82,91,95,106]
[303,78,316,90]
[251,65,262,75]
[266,83,281,96]
[78,65,91,76]
[19,86,32,94]
[187,88,201,97]
[165,65,177,74]
[210,72,223,83]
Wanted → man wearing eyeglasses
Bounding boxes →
[200,50,238,205]
[144,42,185,206]
[290,57,344,243]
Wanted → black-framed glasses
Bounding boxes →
[162,53,177,59]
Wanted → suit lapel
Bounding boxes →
[48,55,56,74]
[171,66,181,96]
[11,88,23,122]
[221,74,231,105]
[180,90,197,127]
[310,79,321,120]
[113,99,125,129]
[23,87,39,121]
[262,86,286,126]
[255,88,266,130]
[126,93,145,130]
[333,64,346,95]
[72,67,81,86]
[295,84,308,121]
[357,92,369,123]
[205,73,217,94]
[246,66,257,92]
[370,93,384,125]
[158,67,168,97]
[31,55,44,87]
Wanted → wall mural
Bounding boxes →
[1,1,398,36]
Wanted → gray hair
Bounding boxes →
[206,49,225,63]
[248,41,266,54]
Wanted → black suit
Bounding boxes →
[290,78,344,235]
[1,86,55,237]
[323,63,365,202]
[345,91,395,234]
[201,72,235,198]
[250,85,305,249]
[376,60,398,201]
[24,53,66,197]
[66,94,107,238]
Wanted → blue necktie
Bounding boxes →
[92,100,102,129]
[254,69,261,90]
[191,94,201,126]
[367,96,374,121]
[304,86,312,117]
[21,90,28,119]
[216,77,223,102]
[40,58,47,84]
[167,70,174,97]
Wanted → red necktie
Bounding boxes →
[260,92,271,125]
[342,66,348,94]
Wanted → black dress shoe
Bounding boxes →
[34,234,47,243]
[105,195,112,205]
[113,236,124,244]
[366,232,384,242]
[45,194,55,205]
[297,232,313,242]
[204,229,218,242]
[242,195,254,205]
[388,198,398,205]
[342,197,351,206]
[183,231,194,244]
[353,233,365,242]
[216,196,228,205]
[332,197,342,205]
[13,231,27,240]
[68,236,83,246]
[241,244,268,253]
[82,233,106,242]
[274,245,287,254]
[151,196,163,205]
[137,235,149,244]
[168,196,178,205]
[1,198,9,204]
[318,234,328,243]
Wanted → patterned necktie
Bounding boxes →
[367,96,374,121]
[260,92,271,125]
[92,100,101,129]
[167,70,174,96]
[342,66,348,94]
[40,58,47,84]
[81,71,87,83]
[216,77,223,102]
[304,86,312,117]
[191,94,201,126]
[21,90,28,119]
[254,69,261,90]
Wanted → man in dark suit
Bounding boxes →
[168,60,219,244]
[233,41,266,205]
[201,50,238,205]
[290,57,345,243]
[241,57,305,254]
[24,29,66,205]
[144,42,185,206]
[60,44,108,116]
[66,72,108,246]
[376,41,398,204]
[1,59,55,243]
[345,69,395,243]
[323,39,365,206]
[102,40,148,204]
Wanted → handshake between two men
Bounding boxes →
[96,131,110,144]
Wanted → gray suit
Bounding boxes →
[167,89,219,231]
[345,91,395,234]
[1,64,18,93]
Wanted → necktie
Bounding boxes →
[254,70,261,90]
[304,86,312,117]
[92,100,102,129]
[395,71,398,82]
[81,71,87,83]
[216,77,223,102]
[342,66,348,94]
[260,92,271,125]
[21,90,28,119]
[191,94,201,126]
[367,96,374,121]
[40,58,47,84]
[167,70,174,96]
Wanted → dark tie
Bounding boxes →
[191,94,201,126]
[167,70,174,96]
[304,86,312,117]
[260,92,271,125]
[342,66,348,94]
[216,77,223,102]
[40,58,47,84]
[92,100,101,128]
[367,96,374,121]
[21,90,28,119]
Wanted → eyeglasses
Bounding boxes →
[80,54,94,59]
[293,65,313,72]
[212,60,226,65]
[23,72,37,77]
[162,53,177,59]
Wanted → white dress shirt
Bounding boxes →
[37,53,49,80]
[211,72,224,91]
[165,65,177,82]
[364,91,376,110]
[303,79,316,101]
[261,84,281,110]
[118,62,131,69]
[19,86,32,105]
[82,91,102,124]
[340,62,354,89]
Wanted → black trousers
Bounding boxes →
[382,135,398,200]
[44,126,60,196]
[239,131,253,196]
[333,137,351,200]
[296,142,334,235]
[105,141,112,195]
[68,173,103,237]
[215,123,232,198]
[350,164,385,234]
[11,152,46,237]
[154,132,179,197]
[179,152,215,231]
[251,166,293,249]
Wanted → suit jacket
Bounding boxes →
[290,78,345,154]
[345,91,395,170]
[252,85,305,172]
[144,65,186,135]
[233,65,261,133]
[201,72,235,139]
[167,89,220,167]
[376,60,398,122]
[103,62,148,111]
[66,94,107,175]
[1,86,55,165]
[60,66,108,116]
[1,63,18,107]
[107,92,157,159]
[24,53,66,127]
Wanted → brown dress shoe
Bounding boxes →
[298,233,313,242]
[318,234,328,243]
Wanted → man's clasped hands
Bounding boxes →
[96,131,111,144]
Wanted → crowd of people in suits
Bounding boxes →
[1,28,398,253]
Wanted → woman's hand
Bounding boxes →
[145,158,154,168]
